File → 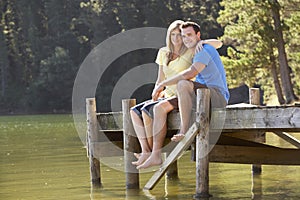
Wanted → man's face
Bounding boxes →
[181,26,200,48]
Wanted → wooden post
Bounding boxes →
[122,99,140,189]
[86,98,101,187]
[273,131,300,148]
[195,88,211,198]
[249,88,261,105]
[165,153,178,180]
[249,88,265,174]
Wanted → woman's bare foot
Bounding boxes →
[134,153,141,159]
[136,153,162,169]
[171,133,185,142]
[132,152,150,166]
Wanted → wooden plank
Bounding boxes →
[97,106,300,131]
[272,131,300,148]
[97,112,123,131]
[218,106,300,131]
[144,122,199,190]
[210,145,300,165]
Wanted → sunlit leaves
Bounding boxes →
[218,0,300,102]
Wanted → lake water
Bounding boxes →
[1,114,299,199]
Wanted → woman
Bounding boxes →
[130,20,222,167]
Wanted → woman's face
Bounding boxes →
[170,28,183,47]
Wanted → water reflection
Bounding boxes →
[251,174,262,200]
[1,115,300,200]
[143,189,156,200]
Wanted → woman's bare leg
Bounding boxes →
[130,110,152,165]
[132,111,154,165]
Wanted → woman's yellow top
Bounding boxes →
[155,47,194,97]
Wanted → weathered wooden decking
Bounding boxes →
[96,105,300,132]
[86,88,300,198]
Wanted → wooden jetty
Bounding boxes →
[86,88,300,198]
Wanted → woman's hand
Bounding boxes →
[152,84,164,101]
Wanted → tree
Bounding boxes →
[0,0,37,111]
[0,2,8,97]
[218,0,299,104]
[29,47,76,112]
[0,0,226,113]
[269,0,298,103]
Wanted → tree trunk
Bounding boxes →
[0,40,7,97]
[270,0,298,103]
[269,51,285,104]
[0,2,8,97]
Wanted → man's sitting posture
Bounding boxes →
[137,21,229,169]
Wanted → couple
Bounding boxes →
[130,20,230,170]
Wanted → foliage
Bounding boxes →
[218,0,300,103]
[28,47,76,112]
[0,0,224,113]
[0,0,299,113]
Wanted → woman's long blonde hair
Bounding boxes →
[165,20,188,65]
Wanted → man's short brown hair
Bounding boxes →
[180,21,201,34]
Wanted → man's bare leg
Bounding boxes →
[130,110,152,165]
[171,80,195,142]
[137,100,174,169]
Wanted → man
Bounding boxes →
[137,21,229,169]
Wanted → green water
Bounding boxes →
[1,115,300,200]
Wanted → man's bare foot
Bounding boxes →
[136,154,162,169]
[132,152,150,166]
[171,133,185,142]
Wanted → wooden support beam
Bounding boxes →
[210,145,300,165]
[217,135,273,147]
[86,98,101,187]
[92,131,297,158]
[195,88,211,198]
[122,99,140,189]
[273,131,300,148]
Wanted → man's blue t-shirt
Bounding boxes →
[193,44,230,102]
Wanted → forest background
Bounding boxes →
[0,0,299,114]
